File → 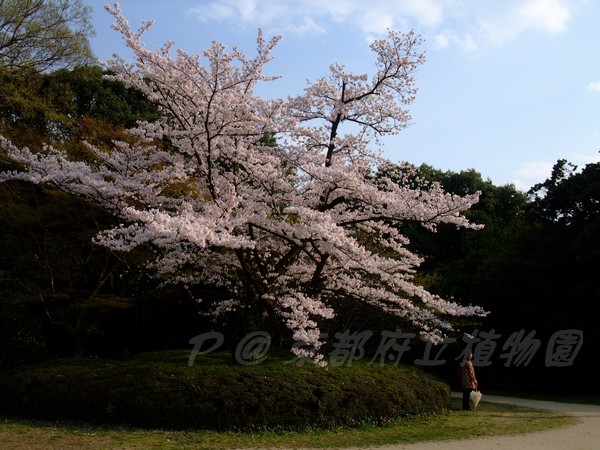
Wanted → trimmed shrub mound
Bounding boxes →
[0,350,450,430]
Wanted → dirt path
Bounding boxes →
[384,393,600,450]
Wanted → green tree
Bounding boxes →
[0,65,161,153]
[528,158,600,224]
[51,66,161,128]
[470,159,600,393]
[0,66,77,145]
[0,0,94,72]
[378,163,528,299]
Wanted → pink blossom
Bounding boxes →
[0,4,487,364]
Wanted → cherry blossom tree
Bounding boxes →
[0,4,486,364]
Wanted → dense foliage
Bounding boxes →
[401,161,600,394]
[0,0,94,72]
[0,350,450,430]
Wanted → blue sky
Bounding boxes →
[86,1,600,191]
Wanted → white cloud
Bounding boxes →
[433,31,477,52]
[188,0,443,38]
[287,17,326,36]
[478,0,571,47]
[513,153,600,190]
[433,32,450,49]
[512,160,554,191]
[236,0,259,22]
[402,0,444,27]
[433,0,575,52]
[188,3,234,22]
[362,9,395,36]
[515,0,571,33]
[188,0,285,27]
[571,152,600,166]
[188,0,576,47]
[587,81,600,92]
[303,0,443,30]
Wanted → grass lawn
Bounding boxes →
[0,397,576,449]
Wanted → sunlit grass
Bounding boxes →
[0,398,576,449]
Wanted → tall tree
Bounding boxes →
[0,5,486,364]
[528,158,600,224]
[0,0,94,72]
[379,164,528,302]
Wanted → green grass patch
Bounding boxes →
[0,398,576,449]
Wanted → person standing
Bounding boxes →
[459,352,478,411]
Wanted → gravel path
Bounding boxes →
[383,393,600,450]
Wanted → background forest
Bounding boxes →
[1,0,599,396]
[1,64,598,393]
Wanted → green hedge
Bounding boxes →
[0,350,450,430]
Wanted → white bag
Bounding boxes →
[470,390,482,410]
